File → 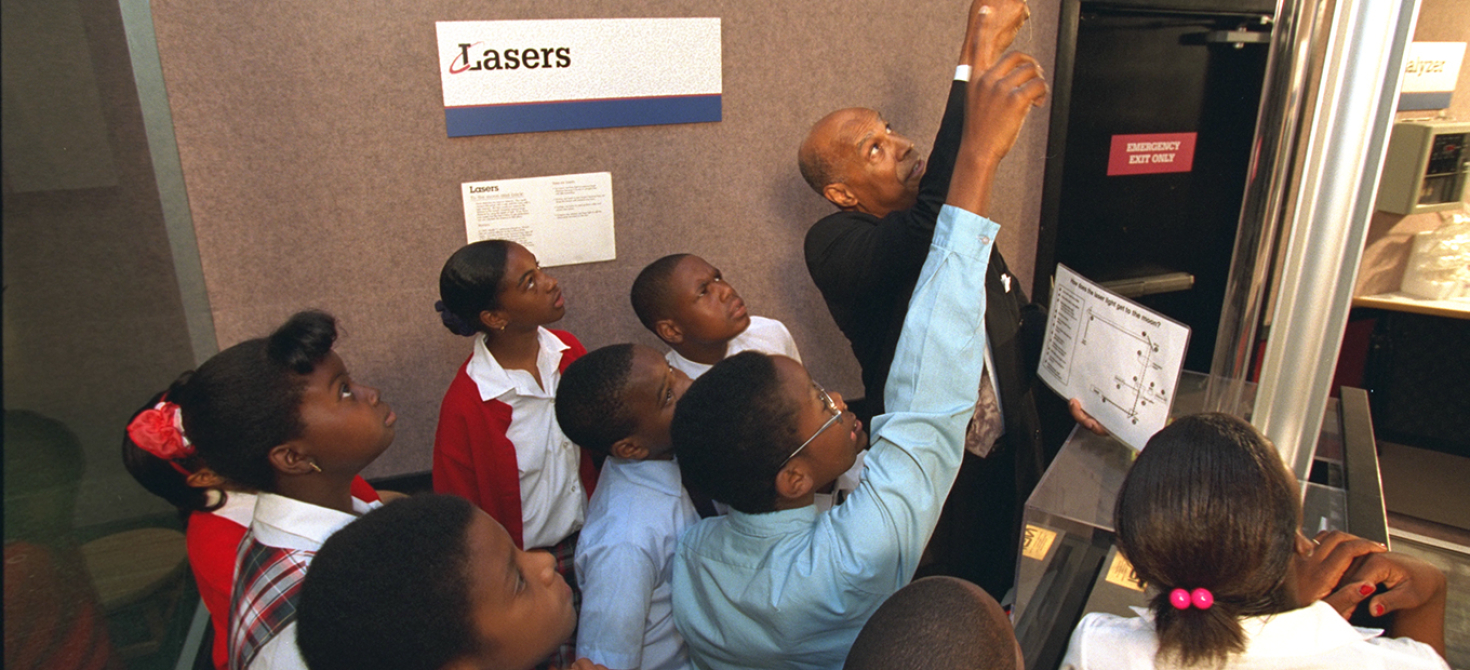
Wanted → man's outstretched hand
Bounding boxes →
[960,0,1031,71]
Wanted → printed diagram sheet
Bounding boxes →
[1038,264,1190,451]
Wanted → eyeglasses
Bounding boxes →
[782,381,842,466]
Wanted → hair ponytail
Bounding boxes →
[121,379,224,520]
[1115,413,1299,668]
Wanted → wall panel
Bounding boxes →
[150,0,1057,476]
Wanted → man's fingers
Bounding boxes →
[1069,399,1107,435]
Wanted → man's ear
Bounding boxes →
[774,461,814,503]
[268,443,317,476]
[609,437,649,461]
[654,319,683,345]
[823,182,860,210]
[185,468,227,490]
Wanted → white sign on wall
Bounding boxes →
[1399,42,1465,111]
[436,18,722,137]
[460,172,616,268]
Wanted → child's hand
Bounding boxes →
[1323,551,1447,619]
[1290,530,1386,607]
[558,659,610,670]
[1325,550,1448,656]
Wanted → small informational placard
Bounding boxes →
[1399,42,1466,111]
[1038,264,1190,451]
[460,172,615,268]
[1106,132,1197,176]
[1021,524,1058,562]
[1104,550,1146,592]
[436,18,721,137]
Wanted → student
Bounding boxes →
[845,576,1021,670]
[122,389,385,670]
[630,253,801,380]
[139,310,396,670]
[434,240,596,668]
[669,36,1047,668]
[555,344,697,670]
[1060,413,1450,670]
[631,253,864,510]
[296,494,607,670]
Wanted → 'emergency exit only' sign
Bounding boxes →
[1107,132,1197,176]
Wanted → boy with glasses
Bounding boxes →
[667,2,1046,665]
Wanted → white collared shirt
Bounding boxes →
[1060,600,1449,670]
[466,327,585,549]
[244,493,382,670]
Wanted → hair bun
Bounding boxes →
[435,300,478,337]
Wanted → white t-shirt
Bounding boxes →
[1060,601,1449,670]
[666,316,801,380]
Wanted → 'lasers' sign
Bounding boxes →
[436,18,722,137]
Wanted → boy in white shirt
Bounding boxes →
[630,253,801,380]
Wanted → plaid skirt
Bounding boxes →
[532,531,580,670]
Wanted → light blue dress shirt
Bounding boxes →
[671,205,998,670]
[576,457,700,670]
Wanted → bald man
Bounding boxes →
[799,0,1096,601]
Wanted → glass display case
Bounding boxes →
[1011,373,1384,670]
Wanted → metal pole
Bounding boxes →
[1204,0,1323,417]
[1252,0,1420,479]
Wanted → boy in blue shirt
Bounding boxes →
[668,1,1044,666]
[555,344,698,670]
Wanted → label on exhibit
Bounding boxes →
[436,18,722,137]
[1038,264,1190,451]
[1399,42,1465,111]
[1022,524,1058,562]
[461,172,615,267]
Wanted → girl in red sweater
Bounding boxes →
[433,240,596,669]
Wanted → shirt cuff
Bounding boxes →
[954,64,972,82]
[933,205,1000,260]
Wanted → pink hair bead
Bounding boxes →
[1169,588,1191,609]
[1191,588,1214,610]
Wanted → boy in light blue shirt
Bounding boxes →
[556,344,698,670]
[668,2,1045,666]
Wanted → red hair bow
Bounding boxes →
[127,401,194,460]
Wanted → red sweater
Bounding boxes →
[432,329,596,549]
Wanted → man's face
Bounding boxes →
[812,108,924,217]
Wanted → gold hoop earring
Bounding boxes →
[309,462,323,473]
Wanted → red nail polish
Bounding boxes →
[1373,604,1385,617]
[1359,584,1375,596]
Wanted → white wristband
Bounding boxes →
[955,64,972,82]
